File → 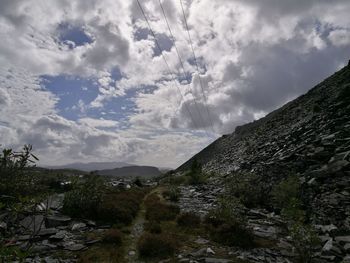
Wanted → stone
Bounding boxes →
[195,237,209,244]
[335,236,350,243]
[322,239,342,256]
[64,243,86,251]
[0,221,7,231]
[71,222,86,231]
[206,247,215,255]
[38,228,57,236]
[344,243,350,252]
[46,215,71,228]
[49,230,66,241]
[315,224,338,234]
[20,215,45,231]
[128,250,136,256]
[204,258,230,263]
[86,220,96,227]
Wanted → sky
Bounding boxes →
[0,0,350,168]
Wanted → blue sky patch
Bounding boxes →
[41,74,137,128]
[57,23,93,48]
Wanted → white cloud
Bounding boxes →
[329,29,350,47]
[1,0,350,167]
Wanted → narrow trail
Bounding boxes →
[123,188,160,263]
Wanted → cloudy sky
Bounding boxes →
[0,0,350,168]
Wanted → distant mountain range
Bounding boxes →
[45,161,133,172]
[97,166,162,179]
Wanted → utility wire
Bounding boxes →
[179,0,216,134]
[136,0,205,133]
[158,0,210,135]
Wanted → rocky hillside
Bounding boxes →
[178,61,350,231]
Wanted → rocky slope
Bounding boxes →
[177,62,350,237]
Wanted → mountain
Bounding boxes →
[177,61,350,231]
[45,161,132,172]
[97,165,162,179]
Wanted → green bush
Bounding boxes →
[144,193,180,222]
[205,195,255,248]
[62,175,105,218]
[137,233,178,259]
[102,229,123,245]
[289,222,320,263]
[163,186,181,202]
[0,145,41,198]
[225,172,265,208]
[271,175,301,211]
[177,212,201,228]
[146,202,180,222]
[187,159,206,185]
[209,222,255,248]
[98,189,147,225]
[144,221,162,234]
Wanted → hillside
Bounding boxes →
[177,61,350,231]
[97,165,162,179]
[45,161,132,172]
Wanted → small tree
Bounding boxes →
[270,175,319,263]
[0,144,39,197]
[187,159,205,185]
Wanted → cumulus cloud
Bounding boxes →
[1,0,350,167]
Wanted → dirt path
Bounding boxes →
[124,188,160,262]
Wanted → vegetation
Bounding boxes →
[137,233,178,259]
[0,145,40,198]
[205,195,255,248]
[144,221,162,234]
[186,159,206,185]
[102,229,123,245]
[144,193,180,222]
[225,172,265,208]
[270,175,320,263]
[162,186,181,202]
[176,212,201,228]
[63,175,105,218]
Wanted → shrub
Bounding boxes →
[225,172,265,208]
[177,212,201,228]
[102,229,123,245]
[289,222,320,263]
[137,233,178,259]
[62,175,105,218]
[163,186,181,202]
[146,202,180,222]
[144,193,180,222]
[187,159,206,185]
[205,195,255,248]
[144,221,162,234]
[0,145,41,198]
[98,189,146,225]
[209,222,255,248]
[271,175,301,211]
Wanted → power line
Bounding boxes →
[136,0,206,133]
[179,0,216,134]
[158,0,211,135]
